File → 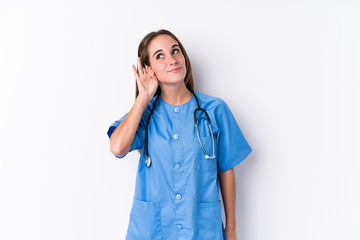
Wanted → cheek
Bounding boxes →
[154,63,167,73]
[177,54,185,63]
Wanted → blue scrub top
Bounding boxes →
[107,90,252,240]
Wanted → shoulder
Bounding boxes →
[193,90,228,112]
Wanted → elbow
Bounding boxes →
[109,145,121,158]
[109,139,130,158]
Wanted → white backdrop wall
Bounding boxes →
[0,0,359,239]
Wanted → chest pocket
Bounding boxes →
[193,117,218,173]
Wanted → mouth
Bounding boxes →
[169,67,181,73]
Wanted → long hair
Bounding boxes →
[135,29,194,98]
[134,29,195,155]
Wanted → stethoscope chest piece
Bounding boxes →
[145,155,151,168]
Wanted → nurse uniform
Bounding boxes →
[107,90,252,240]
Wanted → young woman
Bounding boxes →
[107,29,252,240]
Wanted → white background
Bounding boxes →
[1,0,359,239]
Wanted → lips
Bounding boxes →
[169,67,181,72]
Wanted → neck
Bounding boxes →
[159,82,193,106]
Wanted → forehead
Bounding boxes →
[148,34,178,53]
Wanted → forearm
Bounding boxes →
[109,95,151,157]
[218,168,236,230]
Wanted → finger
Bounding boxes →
[131,65,139,78]
[137,57,144,76]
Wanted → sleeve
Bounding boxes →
[106,111,147,159]
[215,100,252,173]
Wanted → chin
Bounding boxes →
[159,75,187,84]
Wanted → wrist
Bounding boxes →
[225,223,236,231]
[224,228,237,240]
[136,94,152,103]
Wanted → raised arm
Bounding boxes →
[109,95,151,157]
[109,57,159,157]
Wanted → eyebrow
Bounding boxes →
[152,44,180,58]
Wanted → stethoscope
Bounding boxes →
[144,88,215,168]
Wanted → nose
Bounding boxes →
[167,54,177,65]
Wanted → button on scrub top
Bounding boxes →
[107,90,252,240]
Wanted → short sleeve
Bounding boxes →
[215,100,252,173]
[107,111,147,159]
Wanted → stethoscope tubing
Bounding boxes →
[144,88,215,167]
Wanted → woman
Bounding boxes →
[107,29,252,240]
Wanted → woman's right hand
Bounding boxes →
[132,57,159,99]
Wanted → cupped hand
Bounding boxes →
[132,57,159,99]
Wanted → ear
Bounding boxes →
[145,65,152,74]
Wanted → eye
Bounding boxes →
[155,49,180,60]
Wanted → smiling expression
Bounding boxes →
[145,34,187,85]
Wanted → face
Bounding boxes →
[145,34,187,85]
